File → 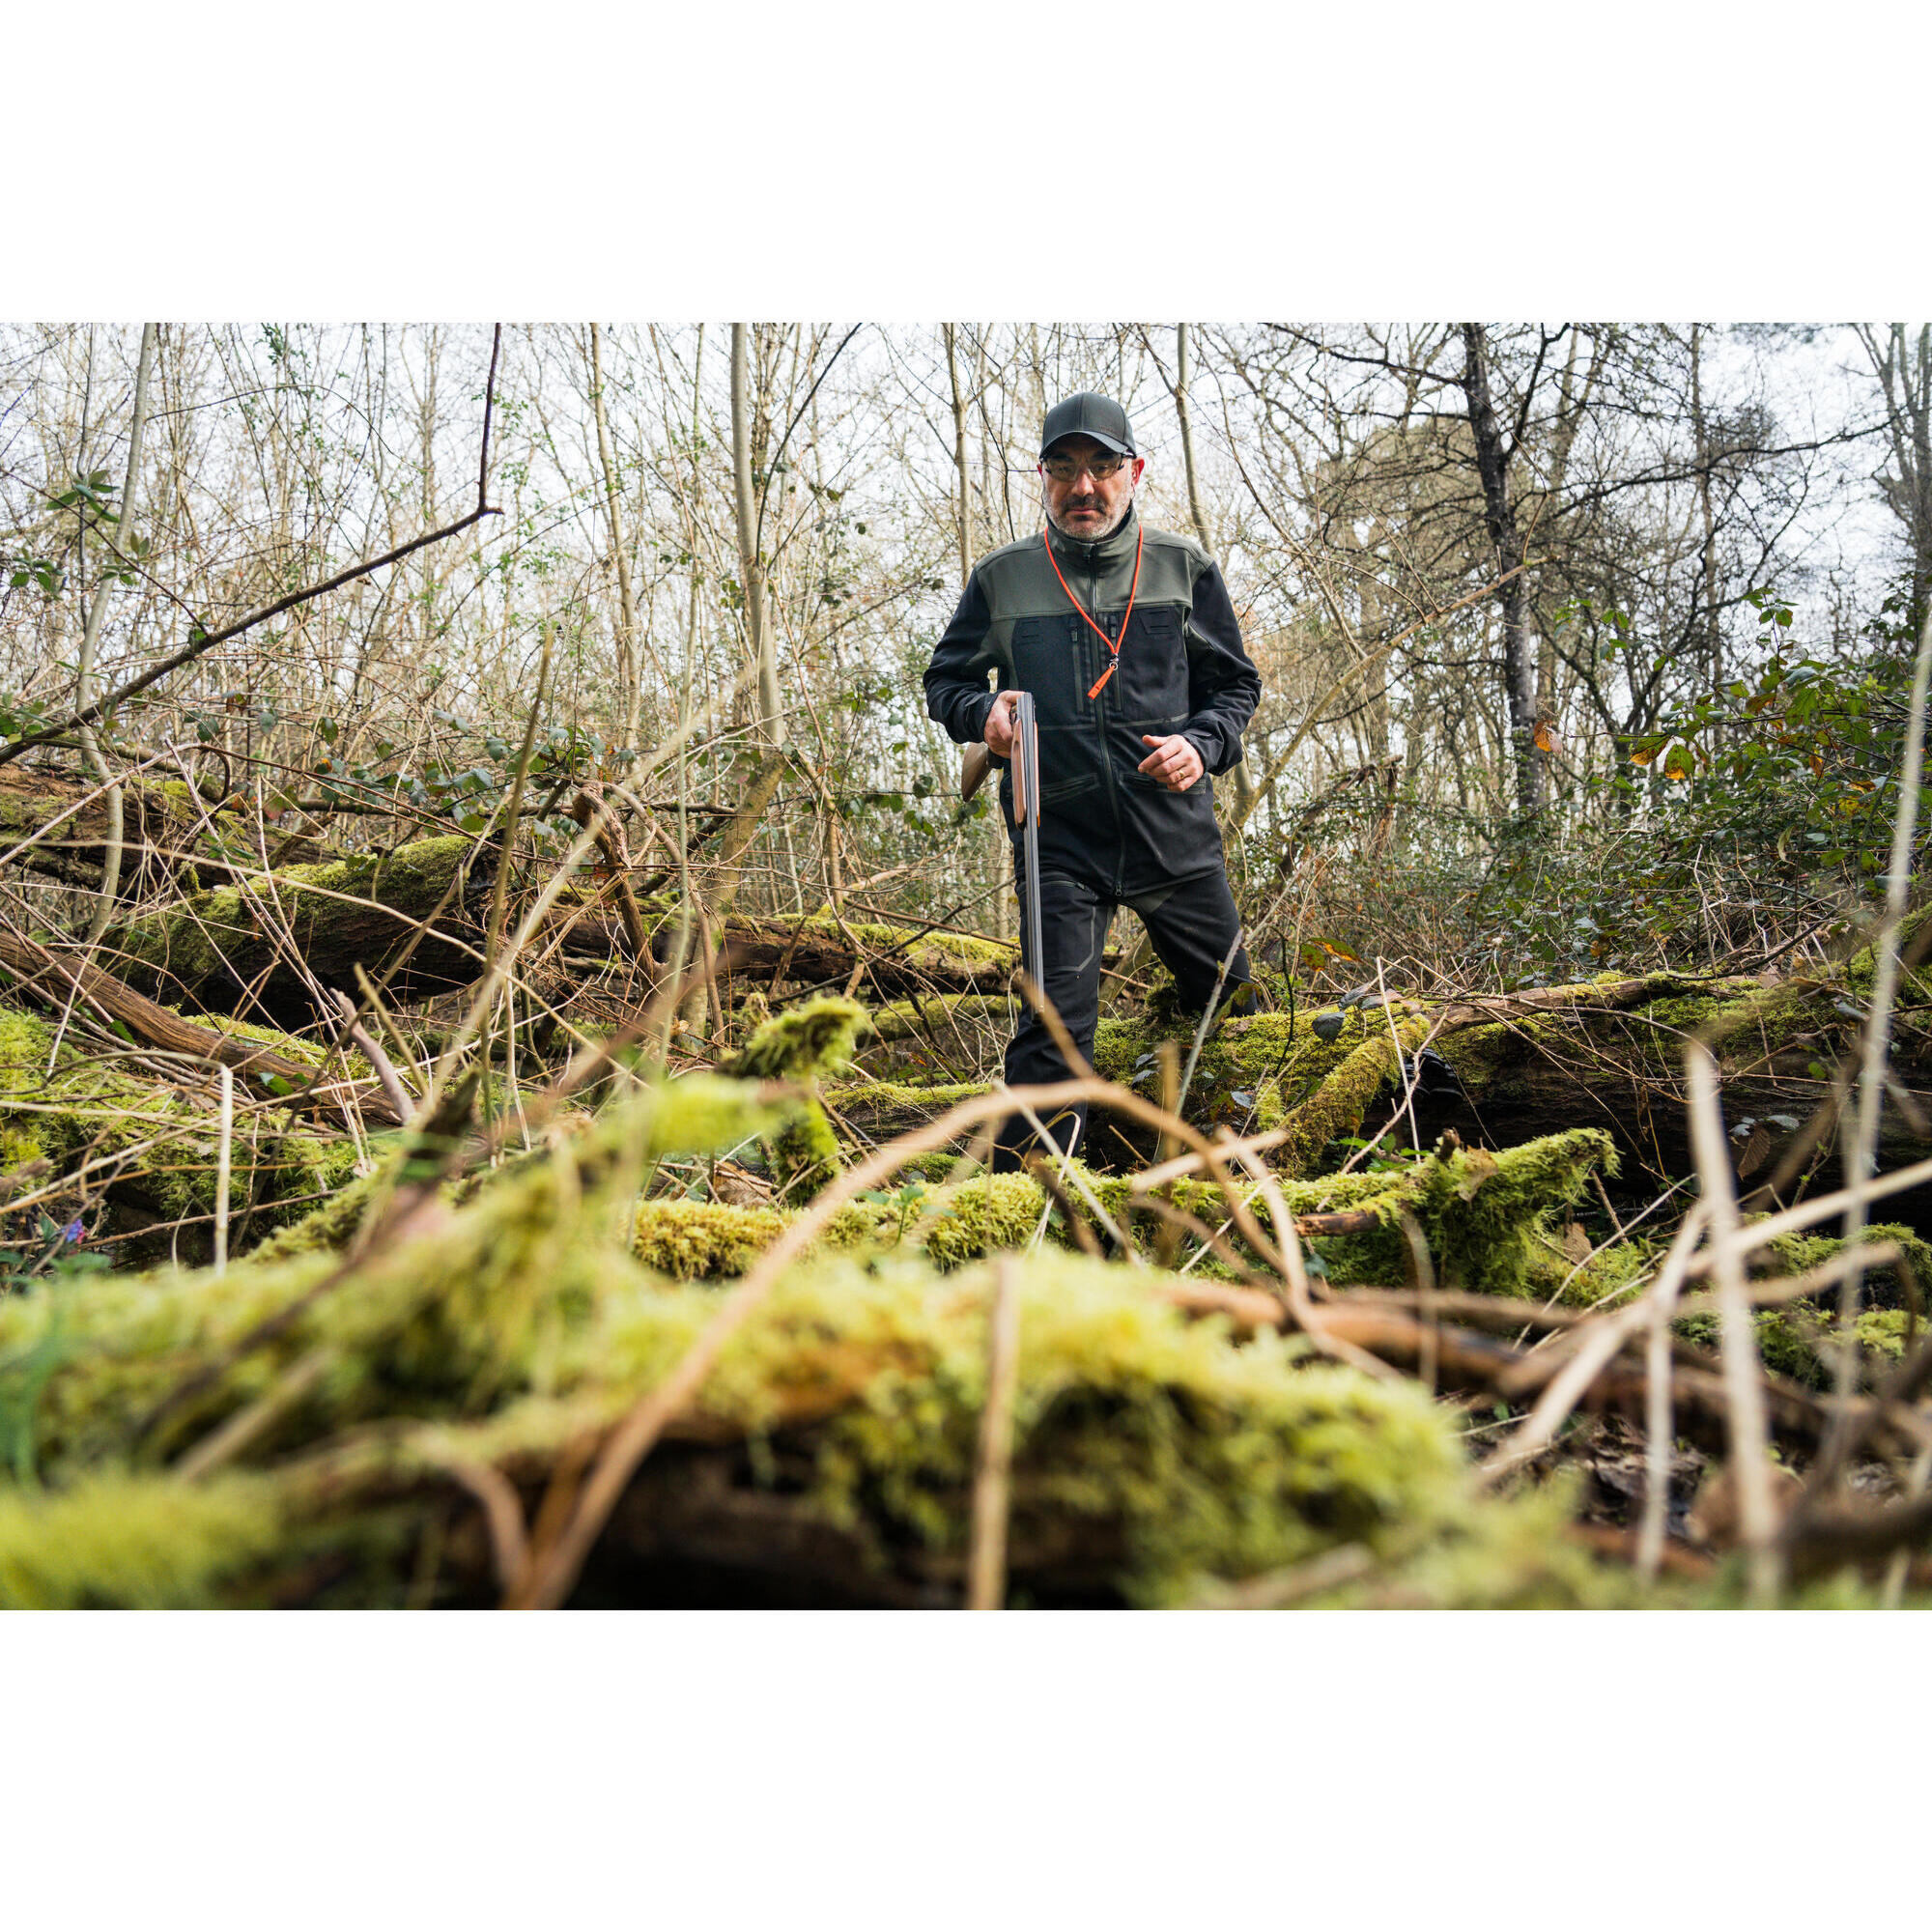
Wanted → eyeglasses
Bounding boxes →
[1040,451,1132,482]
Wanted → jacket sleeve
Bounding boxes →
[1179,560,1262,776]
[923,570,1000,747]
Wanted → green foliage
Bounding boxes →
[1618,592,1918,887]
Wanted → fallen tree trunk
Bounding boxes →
[0,929,404,1125]
[555,906,1021,996]
[1092,970,1932,1196]
[107,834,493,1016]
[0,763,329,894]
[103,829,1030,1019]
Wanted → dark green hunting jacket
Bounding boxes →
[923,506,1261,896]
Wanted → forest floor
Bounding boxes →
[5,780,1932,1609]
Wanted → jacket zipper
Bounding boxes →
[1083,550,1127,895]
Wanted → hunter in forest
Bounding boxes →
[923,390,1263,1170]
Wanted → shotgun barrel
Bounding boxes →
[1011,691,1044,983]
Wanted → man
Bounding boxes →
[923,390,1261,1170]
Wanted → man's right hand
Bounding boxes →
[984,689,1021,756]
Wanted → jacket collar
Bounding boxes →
[1044,500,1141,572]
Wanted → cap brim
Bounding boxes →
[1040,430,1135,460]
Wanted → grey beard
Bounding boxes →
[1046,493,1133,541]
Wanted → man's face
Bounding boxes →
[1040,434,1144,540]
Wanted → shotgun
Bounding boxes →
[960,701,1043,979]
[1009,691,1044,982]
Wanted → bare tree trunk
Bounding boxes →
[1175,323,1211,551]
[670,326,707,1032]
[731,324,782,749]
[1862,322,1932,640]
[1915,323,1932,640]
[1175,323,1253,819]
[1690,323,1723,703]
[945,324,974,582]
[1459,323,1543,820]
[588,323,642,753]
[76,321,158,943]
[948,324,1009,943]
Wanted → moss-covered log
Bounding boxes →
[624,1125,1616,1297]
[1086,971,1932,1196]
[103,826,1022,1022]
[107,834,493,1013]
[0,931,404,1126]
[0,1004,368,1257]
[562,904,1022,997]
[0,1080,1580,1609]
[0,762,328,891]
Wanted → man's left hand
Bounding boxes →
[1138,733,1204,792]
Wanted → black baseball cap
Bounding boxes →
[1039,391,1137,461]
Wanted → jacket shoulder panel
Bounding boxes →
[1132,525,1213,605]
[972,530,1046,576]
[1139,524,1214,574]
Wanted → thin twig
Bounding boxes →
[213,1064,234,1276]
[967,1254,1022,1610]
[1687,1042,1778,1603]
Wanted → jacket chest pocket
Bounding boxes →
[1116,606,1189,724]
[1009,613,1093,715]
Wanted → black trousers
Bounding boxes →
[993,866,1251,1171]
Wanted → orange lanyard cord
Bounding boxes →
[1044,519,1144,699]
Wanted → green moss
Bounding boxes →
[724,997,868,1200]
[922,1173,1052,1268]
[1636,978,1819,1060]
[0,1075,1517,1605]
[1855,1309,1923,1364]
[0,1469,291,1608]
[1767,1223,1932,1307]
[823,1079,991,1112]
[1672,1299,1920,1391]
[792,917,1012,972]
[242,1161,399,1264]
[1115,1130,1618,1298]
[863,996,1010,1049]
[1091,1008,1440,1170]
[1847,908,1932,1003]
[1308,1476,1643,1609]
[0,1003,361,1236]
[634,1200,789,1279]
[611,1126,1617,1296]
[725,996,868,1083]
[630,1196,902,1278]
[777,1251,1471,1603]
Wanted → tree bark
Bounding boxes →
[1175,323,1211,551]
[0,928,404,1124]
[0,764,327,891]
[1459,323,1543,820]
[74,322,158,940]
[731,324,782,749]
[109,834,491,1015]
[588,323,643,753]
